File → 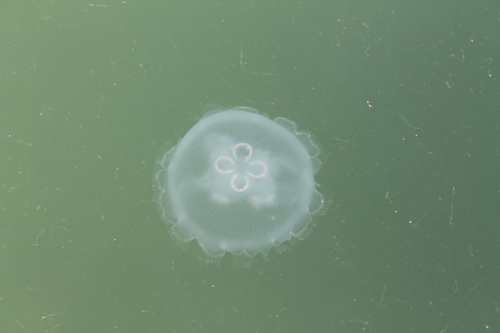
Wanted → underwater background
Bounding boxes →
[1,1,499,332]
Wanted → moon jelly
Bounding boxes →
[153,107,324,264]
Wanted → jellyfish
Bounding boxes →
[153,106,324,265]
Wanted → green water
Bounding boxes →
[1,1,499,332]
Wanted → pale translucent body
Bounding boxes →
[153,107,324,263]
